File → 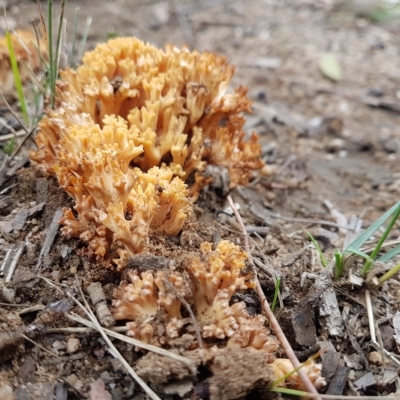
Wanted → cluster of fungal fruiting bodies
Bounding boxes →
[28,36,325,392]
[31,37,263,266]
[112,240,325,391]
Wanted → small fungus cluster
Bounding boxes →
[112,240,325,390]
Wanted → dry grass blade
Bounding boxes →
[227,195,322,399]
[18,333,61,359]
[162,277,203,349]
[39,276,162,399]
[0,93,28,134]
[72,277,162,400]
[65,313,196,369]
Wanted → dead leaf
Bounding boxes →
[319,52,342,82]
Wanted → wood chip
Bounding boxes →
[87,282,115,328]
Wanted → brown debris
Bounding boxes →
[87,282,115,328]
[208,347,277,400]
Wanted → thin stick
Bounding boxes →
[162,278,203,349]
[65,313,195,369]
[47,326,128,334]
[73,277,162,400]
[19,333,61,359]
[227,195,321,399]
[365,290,400,367]
[0,93,28,134]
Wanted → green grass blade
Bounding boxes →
[361,203,400,276]
[346,201,400,253]
[48,0,55,108]
[345,248,369,259]
[377,244,400,262]
[271,277,281,312]
[378,263,400,285]
[334,250,344,279]
[3,137,16,156]
[76,16,92,62]
[54,0,66,75]
[6,31,29,125]
[306,231,328,267]
[270,387,308,396]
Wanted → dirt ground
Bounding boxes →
[1,0,400,399]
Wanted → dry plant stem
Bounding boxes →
[18,333,61,359]
[0,93,29,134]
[65,313,196,369]
[10,127,37,161]
[227,195,321,399]
[39,275,161,400]
[47,326,128,334]
[73,277,162,400]
[163,278,203,349]
[5,242,25,282]
[365,290,400,368]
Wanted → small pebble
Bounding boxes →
[29,201,37,207]
[368,351,382,365]
[30,218,38,225]
[67,374,78,387]
[1,287,15,303]
[67,337,80,354]
[52,340,66,351]
[100,370,113,384]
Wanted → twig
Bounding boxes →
[0,93,28,134]
[35,208,63,272]
[227,195,321,399]
[162,278,203,349]
[18,333,61,359]
[365,290,400,367]
[5,241,25,282]
[73,276,162,400]
[250,203,354,231]
[47,326,128,334]
[9,126,37,161]
[65,313,195,369]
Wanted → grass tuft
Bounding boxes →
[6,31,29,125]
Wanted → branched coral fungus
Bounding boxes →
[32,37,263,192]
[47,114,192,266]
[112,240,325,391]
[30,37,265,264]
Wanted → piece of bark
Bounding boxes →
[124,254,172,271]
[326,366,349,395]
[292,306,317,347]
[321,351,340,381]
[87,282,115,328]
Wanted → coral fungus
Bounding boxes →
[46,114,192,266]
[113,240,324,391]
[30,37,266,264]
[113,240,279,354]
[32,36,263,190]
